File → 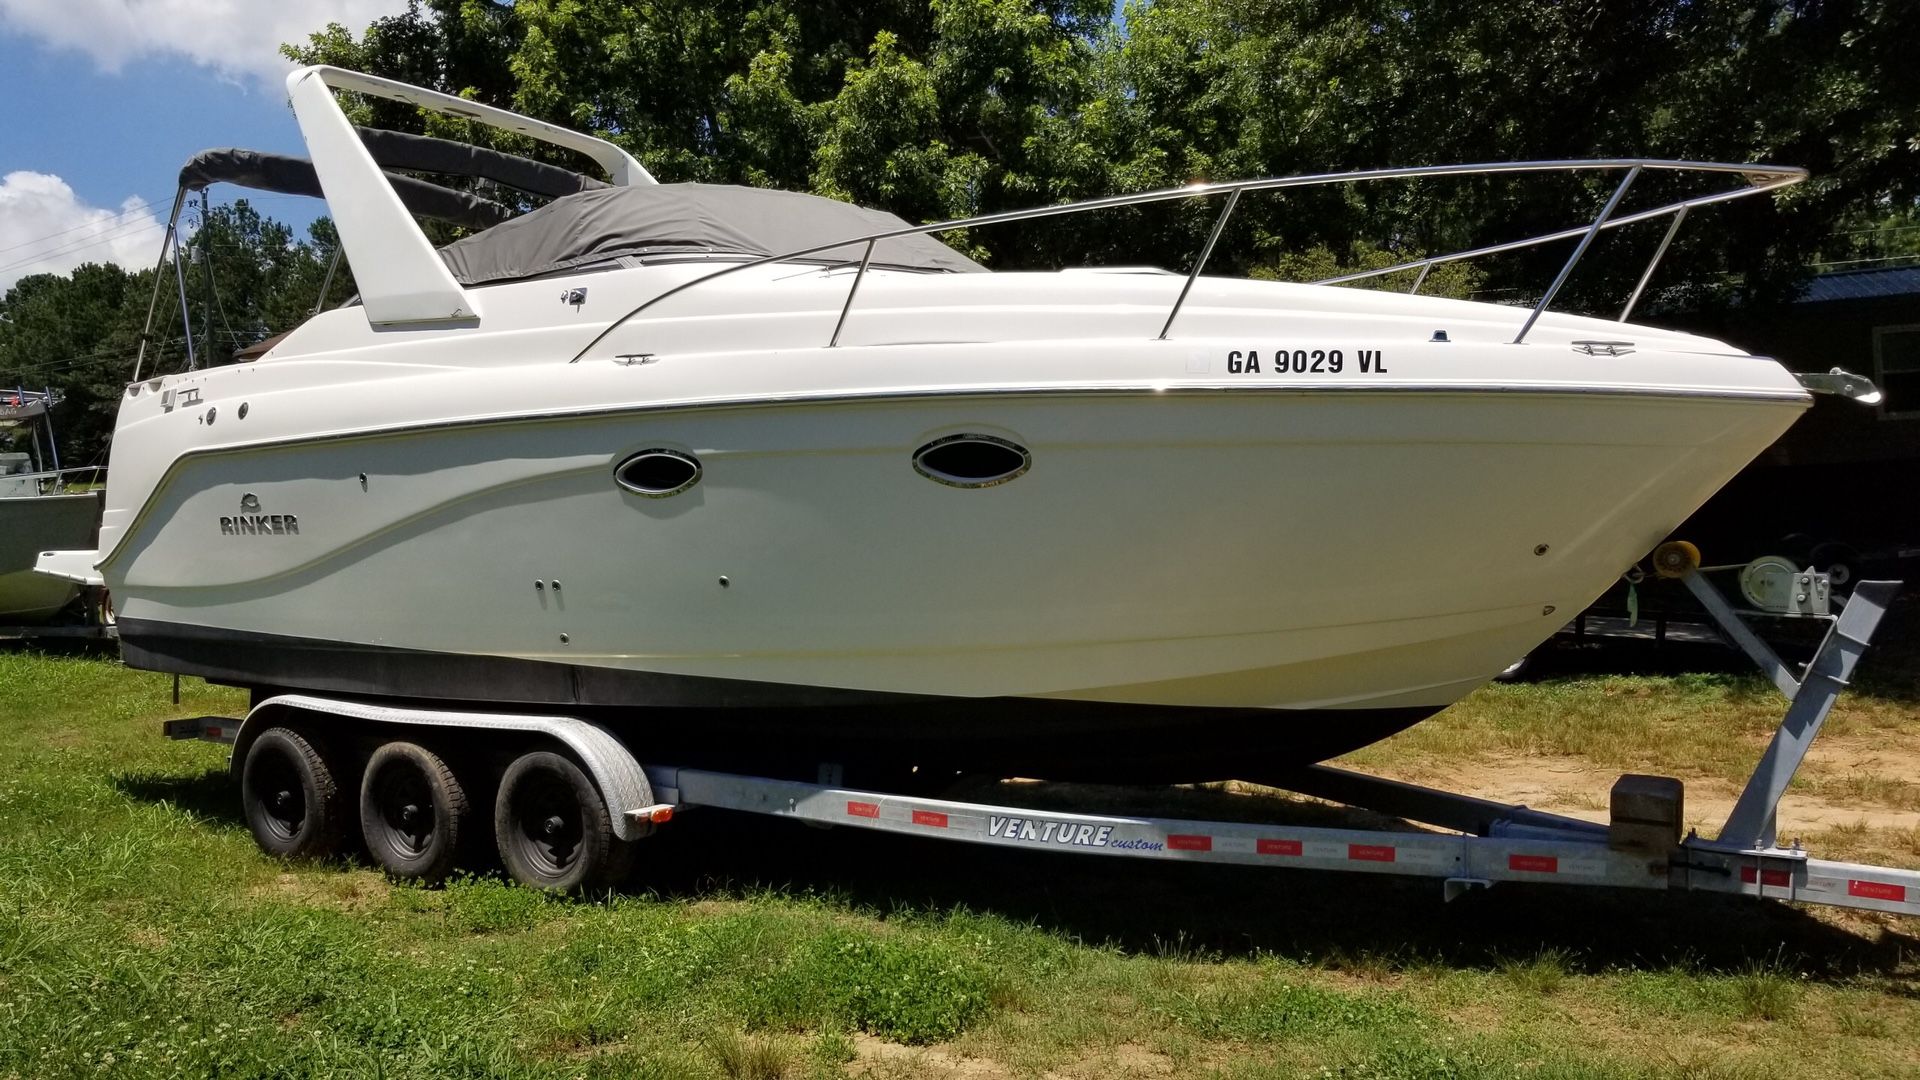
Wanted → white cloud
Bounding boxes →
[0,172,162,292]
[0,0,410,83]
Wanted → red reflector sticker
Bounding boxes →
[846,801,880,819]
[1167,834,1212,852]
[910,810,948,828]
[1740,866,1793,887]
[1348,843,1396,863]
[1257,838,1303,857]
[1508,854,1558,874]
[1848,879,1908,903]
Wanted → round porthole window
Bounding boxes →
[614,449,702,497]
[912,434,1031,489]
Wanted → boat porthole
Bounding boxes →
[614,449,701,497]
[912,434,1031,489]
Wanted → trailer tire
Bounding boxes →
[360,741,468,885]
[241,726,348,860]
[1809,541,1859,588]
[494,750,632,893]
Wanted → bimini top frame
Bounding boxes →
[0,387,58,425]
[572,158,1804,361]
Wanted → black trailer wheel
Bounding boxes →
[360,741,469,885]
[241,726,348,859]
[1809,541,1860,588]
[494,750,631,893]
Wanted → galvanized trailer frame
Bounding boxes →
[171,567,1916,918]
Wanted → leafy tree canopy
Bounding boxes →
[0,204,348,464]
[281,0,1918,298]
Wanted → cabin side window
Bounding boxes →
[1872,324,1920,420]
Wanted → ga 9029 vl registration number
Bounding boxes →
[1226,348,1387,374]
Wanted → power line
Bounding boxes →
[0,218,167,278]
[0,221,167,279]
[0,342,142,379]
[0,191,174,256]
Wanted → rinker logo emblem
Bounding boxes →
[221,492,299,536]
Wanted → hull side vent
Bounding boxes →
[615,449,702,497]
[913,435,1031,489]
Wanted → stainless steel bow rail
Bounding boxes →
[172,558,1916,919]
[571,158,1806,362]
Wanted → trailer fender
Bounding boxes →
[237,694,658,841]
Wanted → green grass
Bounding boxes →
[1,649,1918,1078]
[1342,669,1919,795]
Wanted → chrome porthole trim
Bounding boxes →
[912,433,1032,489]
[614,448,702,497]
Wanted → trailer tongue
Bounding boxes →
[170,562,1916,919]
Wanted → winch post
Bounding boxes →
[1713,579,1898,849]
[1679,570,1803,698]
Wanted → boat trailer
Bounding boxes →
[169,555,1915,918]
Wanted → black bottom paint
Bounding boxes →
[120,619,1437,784]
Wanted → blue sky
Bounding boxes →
[0,37,311,215]
[0,0,401,290]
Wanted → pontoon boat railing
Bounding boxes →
[2,466,108,494]
[570,159,1804,362]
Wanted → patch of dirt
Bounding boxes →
[1055,1043,1178,1078]
[848,1034,1011,1079]
[848,1036,1181,1079]
[246,869,393,912]
[1813,735,1920,776]
[1371,751,1920,841]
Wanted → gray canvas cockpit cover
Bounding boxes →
[436,182,985,285]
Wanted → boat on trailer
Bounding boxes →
[86,67,1913,905]
[1,389,100,626]
[74,67,1868,785]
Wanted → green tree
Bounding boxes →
[1094,0,1920,309]
[286,0,1113,265]
[0,203,350,466]
[0,263,141,468]
[181,200,352,362]
[283,0,1920,300]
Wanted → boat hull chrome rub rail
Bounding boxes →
[110,67,1867,776]
[168,563,1915,914]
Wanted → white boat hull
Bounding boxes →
[98,269,1809,778]
[0,493,97,623]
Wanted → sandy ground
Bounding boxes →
[1368,735,1920,842]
